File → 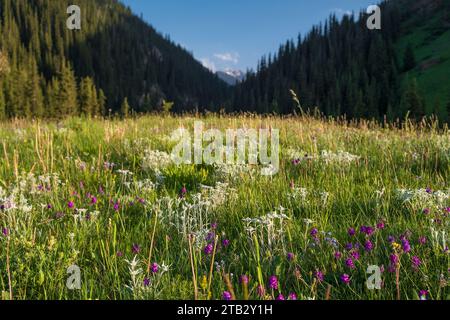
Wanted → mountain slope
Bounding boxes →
[395,0,450,116]
[0,0,229,118]
[231,0,450,121]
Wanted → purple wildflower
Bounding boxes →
[310,228,318,238]
[345,258,355,269]
[419,290,428,300]
[90,196,97,205]
[360,226,375,236]
[345,243,353,251]
[423,208,430,215]
[376,221,385,230]
[364,240,374,252]
[412,256,421,270]
[2,227,8,237]
[288,293,297,300]
[276,294,285,300]
[419,236,427,245]
[143,278,150,287]
[222,239,230,247]
[116,251,123,257]
[240,275,249,285]
[334,251,342,259]
[204,243,213,255]
[390,254,399,266]
[113,201,120,211]
[222,291,232,301]
[314,270,324,282]
[351,250,360,260]
[348,228,356,237]
[287,252,295,261]
[402,239,411,253]
[268,275,278,290]
[68,201,75,209]
[150,262,159,273]
[340,274,351,284]
[206,232,215,242]
[388,235,395,243]
[179,186,187,198]
[132,243,141,254]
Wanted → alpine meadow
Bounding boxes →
[0,0,449,303]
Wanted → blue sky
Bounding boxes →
[121,0,378,72]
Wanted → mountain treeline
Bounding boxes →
[0,0,229,119]
[231,0,450,121]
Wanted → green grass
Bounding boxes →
[0,115,449,300]
[396,6,450,111]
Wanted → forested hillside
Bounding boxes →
[231,0,450,122]
[0,0,229,119]
[0,0,449,121]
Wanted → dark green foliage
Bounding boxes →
[231,5,402,118]
[120,97,130,117]
[401,78,426,119]
[403,43,416,72]
[0,0,229,118]
[231,0,443,121]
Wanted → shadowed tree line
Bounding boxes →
[0,0,229,119]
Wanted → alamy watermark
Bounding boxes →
[67,5,81,30]
[366,265,382,290]
[170,121,280,176]
[66,264,81,290]
[366,5,381,30]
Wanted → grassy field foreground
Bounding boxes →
[0,115,449,300]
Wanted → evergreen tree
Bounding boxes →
[25,57,44,117]
[79,77,97,117]
[401,78,425,119]
[0,0,228,118]
[120,97,130,117]
[403,43,416,72]
[58,61,78,116]
[97,89,106,116]
[47,78,61,118]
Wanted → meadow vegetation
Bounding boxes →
[0,114,448,300]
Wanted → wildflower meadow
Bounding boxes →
[0,115,448,300]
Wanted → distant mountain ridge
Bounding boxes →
[216,69,245,85]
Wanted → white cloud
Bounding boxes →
[200,58,216,72]
[213,52,239,64]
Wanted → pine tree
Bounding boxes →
[401,78,425,119]
[120,97,130,117]
[58,61,78,116]
[79,77,98,117]
[47,77,61,118]
[26,57,44,117]
[97,89,106,116]
[403,43,416,72]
